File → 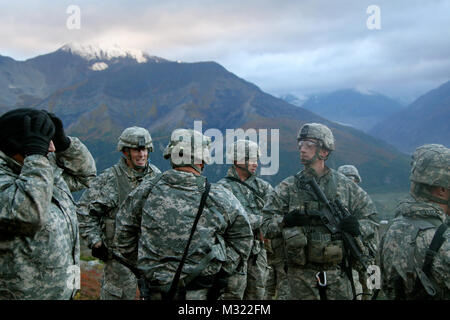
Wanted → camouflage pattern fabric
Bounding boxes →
[113,169,253,300]
[262,167,379,300]
[0,137,96,300]
[380,195,449,299]
[337,165,362,184]
[77,158,160,300]
[117,126,154,152]
[297,123,335,151]
[264,237,291,300]
[410,144,450,189]
[218,165,273,299]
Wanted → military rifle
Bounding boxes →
[307,177,368,270]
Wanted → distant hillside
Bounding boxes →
[0,44,411,193]
[370,80,450,154]
[290,89,405,132]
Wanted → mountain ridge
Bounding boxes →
[0,44,412,192]
[369,79,450,154]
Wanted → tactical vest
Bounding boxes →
[282,172,345,267]
[102,163,156,246]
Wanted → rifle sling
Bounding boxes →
[224,176,265,201]
[412,222,448,297]
[167,180,211,301]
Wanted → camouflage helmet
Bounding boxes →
[163,129,212,165]
[297,123,335,151]
[227,139,261,163]
[338,165,362,183]
[410,144,450,189]
[117,126,153,152]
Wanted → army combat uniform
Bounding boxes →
[338,164,379,299]
[380,144,449,300]
[113,129,253,300]
[218,165,273,299]
[262,167,379,300]
[77,158,160,299]
[380,196,449,299]
[0,137,96,299]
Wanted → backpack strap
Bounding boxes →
[423,222,448,276]
[413,222,448,297]
[224,176,265,201]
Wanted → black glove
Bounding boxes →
[91,243,109,262]
[339,215,361,236]
[45,112,71,152]
[22,113,55,157]
[283,209,310,227]
[207,269,229,301]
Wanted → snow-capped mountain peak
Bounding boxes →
[60,43,151,63]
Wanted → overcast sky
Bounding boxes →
[1,0,450,103]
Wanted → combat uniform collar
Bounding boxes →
[163,169,207,190]
[118,157,148,180]
[396,195,447,223]
[300,166,331,183]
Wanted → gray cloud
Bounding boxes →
[1,0,449,103]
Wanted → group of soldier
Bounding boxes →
[0,107,448,300]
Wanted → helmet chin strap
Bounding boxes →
[413,183,450,207]
[124,149,148,172]
[188,163,203,174]
[235,159,255,178]
[302,151,320,167]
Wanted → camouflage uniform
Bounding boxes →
[77,127,160,300]
[337,165,362,184]
[338,164,377,299]
[113,129,253,300]
[218,165,273,300]
[380,144,450,299]
[0,137,96,299]
[261,123,379,300]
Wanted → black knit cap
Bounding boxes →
[0,108,51,156]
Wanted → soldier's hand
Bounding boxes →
[282,209,309,227]
[22,112,55,157]
[45,111,71,152]
[339,215,361,236]
[91,241,109,262]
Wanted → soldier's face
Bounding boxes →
[125,147,148,168]
[299,139,319,164]
[48,140,56,153]
[247,158,258,174]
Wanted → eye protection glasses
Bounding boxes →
[298,140,319,150]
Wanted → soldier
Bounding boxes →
[338,164,376,300]
[337,165,362,184]
[380,144,449,299]
[0,108,96,299]
[113,128,253,300]
[217,140,273,299]
[261,123,379,300]
[77,126,161,300]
